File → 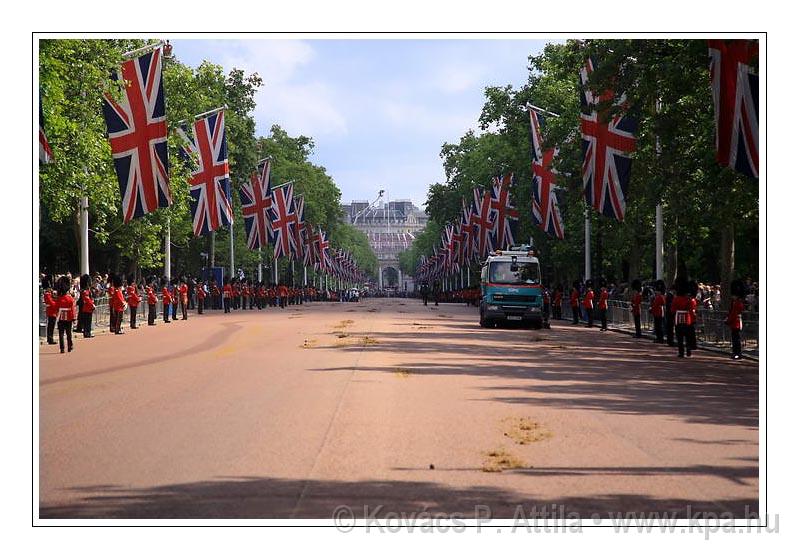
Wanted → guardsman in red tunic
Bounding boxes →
[80,274,95,338]
[222,277,233,313]
[179,278,189,320]
[110,275,127,334]
[598,283,609,331]
[55,276,76,353]
[727,280,746,359]
[552,286,563,320]
[107,282,117,333]
[146,281,158,325]
[651,280,666,343]
[671,279,696,358]
[278,284,289,309]
[582,281,595,328]
[196,281,206,315]
[161,278,172,323]
[170,280,179,321]
[258,283,266,309]
[211,281,221,310]
[570,283,580,325]
[126,276,142,329]
[630,279,643,338]
[43,287,59,345]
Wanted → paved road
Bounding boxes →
[39,298,758,519]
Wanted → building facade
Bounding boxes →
[341,199,428,290]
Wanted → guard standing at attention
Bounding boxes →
[630,279,643,338]
[146,280,158,325]
[55,276,76,353]
[179,277,189,320]
[161,277,172,323]
[570,282,580,325]
[126,275,141,329]
[727,279,746,360]
[552,286,562,320]
[671,279,695,358]
[597,282,609,331]
[43,286,59,345]
[111,275,127,335]
[223,277,232,313]
[582,281,595,328]
[651,280,666,343]
[196,280,206,315]
[79,274,95,338]
[665,284,676,346]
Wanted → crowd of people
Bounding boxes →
[40,271,362,355]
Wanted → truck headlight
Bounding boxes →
[487,305,499,311]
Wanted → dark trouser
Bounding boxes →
[553,304,561,320]
[687,325,697,350]
[130,305,138,328]
[572,306,579,324]
[114,309,124,333]
[280,298,286,309]
[732,328,742,356]
[666,319,675,346]
[164,304,171,323]
[148,303,156,324]
[633,314,642,337]
[585,307,593,327]
[676,324,690,357]
[422,294,428,306]
[599,308,607,330]
[82,311,93,337]
[654,316,664,342]
[223,298,231,313]
[172,300,178,320]
[249,296,254,309]
[47,316,56,342]
[543,303,550,324]
[75,302,84,334]
[109,309,117,332]
[181,300,187,320]
[57,320,73,352]
[198,299,204,314]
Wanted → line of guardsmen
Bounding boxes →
[43,273,324,356]
[539,277,746,360]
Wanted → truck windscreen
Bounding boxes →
[489,262,541,285]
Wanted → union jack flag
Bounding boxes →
[579,58,637,222]
[177,111,232,236]
[39,96,53,164]
[102,47,171,223]
[304,222,319,267]
[708,40,758,178]
[239,160,274,250]
[269,181,297,259]
[316,227,330,272]
[529,106,565,239]
[460,200,476,263]
[489,173,518,249]
[471,188,496,259]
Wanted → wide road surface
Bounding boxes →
[39,298,758,519]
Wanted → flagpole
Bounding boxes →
[655,98,664,281]
[229,221,235,280]
[303,265,307,286]
[258,249,263,282]
[164,216,171,280]
[274,258,278,284]
[80,195,89,275]
[584,207,591,281]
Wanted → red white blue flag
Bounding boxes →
[240,160,274,250]
[471,187,496,259]
[528,106,565,239]
[102,47,171,223]
[708,40,758,178]
[579,58,637,222]
[39,96,54,164]
[489,173,518,249]
[177,110,233,236]
[269,181,297,259]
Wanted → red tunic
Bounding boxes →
[670,295,696,326]
[196,286,206,300]
[126,285,141,307]
[179,283,188,304]
[553,290,562,306]
[570,289,579,307]
[162,286,173,305]
[727,299,745,330]
[598,289,608,310]
[650,293,665,318]
[81,289,95,313]
[631,292,642,316]
[582,289,594,309]
[44,291,59,318]
[223,284,232,299]
[111,288,126,313]
[146,287,157,305]
[56,294,76,322]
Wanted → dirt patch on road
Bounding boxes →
[300,338,318,349]
[501,417,552,445]
[481,448,527,472]
[394,368,413,379]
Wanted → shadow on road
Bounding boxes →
[39,475,757,519]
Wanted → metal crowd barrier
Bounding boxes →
[557,299,758,352]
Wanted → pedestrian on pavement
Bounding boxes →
[570,282,580,325]
[583,280,595,328]
[222,277,232,313]
[727,279,746,360]
[79,274,95,338]
[630,279,643,338]
[55,276,76,354]
[420,282,429,306]
[651,280,666,343]
[598,281,609,331]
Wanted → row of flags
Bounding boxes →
[38,44,368,283]
[413,39,759,282]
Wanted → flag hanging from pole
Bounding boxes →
[528,105,565,239]
[39,96,54,164]
[290,195,305,262]
[489,173,518,249]
[471,188,496,259]
[579,58,637,222]
[708,39,758,178]
[177,110,233,236]
[239,160,274,250]
[269,181,297,260]
[102,46,171,223]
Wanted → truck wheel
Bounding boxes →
[531,319,543,330]
[479,307,491,328]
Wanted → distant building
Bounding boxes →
[342,199,428,290]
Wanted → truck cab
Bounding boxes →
[479,247,543,329]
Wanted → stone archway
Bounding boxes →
[383,266,399,288]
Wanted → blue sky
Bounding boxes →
[172,39,550,207]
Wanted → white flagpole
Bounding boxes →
[229,222,235,280]
[584,207,591,281]
[258,249,263,282]
[80,195,89,275]
[164,216,171,280]
[274,258,278,284]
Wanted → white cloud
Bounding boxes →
[434,64,487,94]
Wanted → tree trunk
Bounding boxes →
[720,223,735,309]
